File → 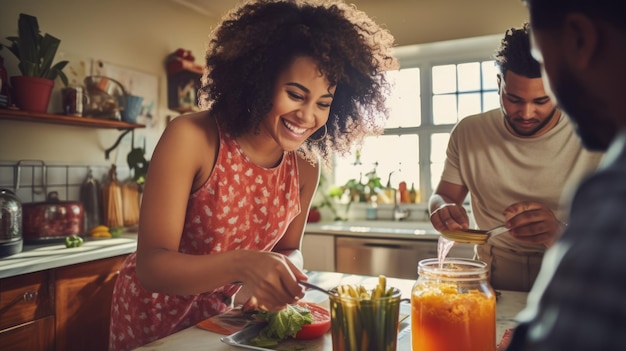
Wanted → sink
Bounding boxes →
[318,220,437,235]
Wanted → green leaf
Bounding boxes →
[1,13,68,86]
[17,13,39,71]
[39,33,61,77]
[249,304,312,346]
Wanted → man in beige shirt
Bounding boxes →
[428,24,603,291]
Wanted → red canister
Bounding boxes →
[22,191,84,243]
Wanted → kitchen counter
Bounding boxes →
[305,220,441,240]
[0,234,137,279]
[133,271,528,351]
[0,220,440,280]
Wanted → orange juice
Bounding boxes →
[411,258,496,351]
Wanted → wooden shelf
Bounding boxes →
[0,108,146,160]
[0,109,145,129]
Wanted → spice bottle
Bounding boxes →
[411,258,496,351]
[409,182,419,203]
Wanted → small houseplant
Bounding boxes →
[0,13,68,112]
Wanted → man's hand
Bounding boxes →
[430,203,470,232]
[503,201,563,247]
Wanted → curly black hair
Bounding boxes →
[493,22,541,79]
[198,0,398,165]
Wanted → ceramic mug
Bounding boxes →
[121,95,144,123]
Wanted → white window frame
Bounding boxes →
[331,34,503,204]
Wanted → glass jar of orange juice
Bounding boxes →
[411,258,496,351]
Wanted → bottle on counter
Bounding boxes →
[411,258,496,351]
[366,198,378,220]
[409,182,420,203]
[80,169,103,231]
[398,181,410,203]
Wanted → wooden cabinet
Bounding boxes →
[55,255,126,351]
[0,271,55,351]
[0,254,128,351]
[0,316,55,351]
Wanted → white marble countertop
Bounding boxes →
[134,271,527,351]
[0,234,137,279]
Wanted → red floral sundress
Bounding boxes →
[108,125,301,351]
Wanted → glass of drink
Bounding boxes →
[329,285,401,351]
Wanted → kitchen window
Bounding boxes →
[332,34,502,203]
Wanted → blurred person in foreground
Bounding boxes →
[108,1,398,350]
[506,0,626,349]
[428,23,603,292]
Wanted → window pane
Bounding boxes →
[386,68,421,128]
[333,134,419,190]
[433,94,458,125]
[432,65,456,94]
[483,91,500,111]
[334,54,498,205]
[431,163,445,191]
[458,93,482,119]
[334,150,362,188]
[431,133,450,164]
[457,62,480,92]
[482,60,498,90]
[430,133,451,190]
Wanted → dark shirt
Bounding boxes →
[507,130,626,351]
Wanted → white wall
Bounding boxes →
[0,0,219,166]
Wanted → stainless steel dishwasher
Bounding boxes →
[335,236,475,280]
[335,236,438,280]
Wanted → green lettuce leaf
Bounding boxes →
[249,304,312,347]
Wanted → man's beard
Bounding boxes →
[504,106,558,137]
[553,64,613,151]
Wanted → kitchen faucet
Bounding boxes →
[392,188,410,221]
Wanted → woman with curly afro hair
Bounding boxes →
[109,1,397,350]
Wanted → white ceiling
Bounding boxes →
[170,0,529,46]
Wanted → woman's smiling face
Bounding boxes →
[261,56,336,151]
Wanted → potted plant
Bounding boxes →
[0,13,68,113]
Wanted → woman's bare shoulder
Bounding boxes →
[295,153,321,189]
[155,112,220,190]
[163,112,217,140]
[150,112,217,176]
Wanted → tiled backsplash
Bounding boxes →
[0,161,131,203]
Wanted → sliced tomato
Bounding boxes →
[295,301,331,340]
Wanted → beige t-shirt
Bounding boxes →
[441,108,603,254]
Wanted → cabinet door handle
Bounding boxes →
[0,290,38,314]
[23,290,38,302]
[362,243,404,249]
